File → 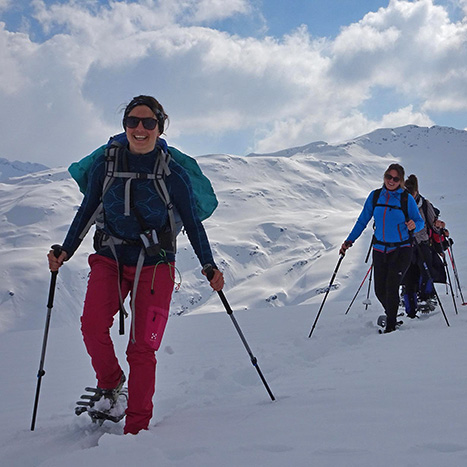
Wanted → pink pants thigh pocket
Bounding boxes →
[145,306,168,351]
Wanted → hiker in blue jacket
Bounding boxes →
[339,163,424,333]
[48,95,224,434]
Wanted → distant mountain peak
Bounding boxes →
[0,158,49,183]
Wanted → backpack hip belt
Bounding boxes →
[372,238,412,248]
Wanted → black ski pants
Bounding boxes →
[373,246,413,330]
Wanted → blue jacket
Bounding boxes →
[62,142,216,267]
[346,187,425,252]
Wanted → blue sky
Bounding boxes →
[3,1,391,39]
[1,0,467,166]
[259,1,393,37]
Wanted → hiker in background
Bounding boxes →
[339,164,424,333]
[48,95,224,435]
[402,174,447,316]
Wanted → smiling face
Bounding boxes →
[384,169,401,191]
[125,105,160,154]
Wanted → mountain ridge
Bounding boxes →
[0,124,465,333]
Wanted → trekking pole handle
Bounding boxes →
[203,263,216,281]
[440,227,452,241]
[51,244,63,258]
[204,264,233,315]
[47,245,62,308]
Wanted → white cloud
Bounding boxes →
[0,0,466,165]
[252,105,434,154]
[378,105,434,128]
[190,0,252,23]
[0,24,37,94]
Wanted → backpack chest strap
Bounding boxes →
[109,172,157,216]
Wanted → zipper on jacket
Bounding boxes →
[382,192,390,243]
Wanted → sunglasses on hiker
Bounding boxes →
[384,173,401,183]
[125,116,158,130]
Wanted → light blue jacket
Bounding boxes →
[346,187,425,252]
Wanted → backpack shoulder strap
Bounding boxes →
[400,189,409,222]
[152,147,178,253]
[103,142,121,196]
[372,188,382,213]
[421,196,428,217]
[77,143,120,240]
[372,187,409,221]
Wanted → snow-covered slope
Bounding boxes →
[1,125,466,467]
[0,125,465,333]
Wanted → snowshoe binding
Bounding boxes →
[377,314,403,334]
[417,298,437,314]
[75,373,128,425]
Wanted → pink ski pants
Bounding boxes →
[81,254,175,434]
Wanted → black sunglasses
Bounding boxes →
[384,173,400,183]
[125,116,158,130]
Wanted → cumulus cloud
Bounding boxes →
[252,105,434,154]
[190,0,252,23]
[0,24,35,94]
[254,0,467,152]
[0,0,466,165]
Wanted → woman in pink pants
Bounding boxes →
[48,95,224,434]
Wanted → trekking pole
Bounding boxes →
[446,248,460,298]
[308,254,344,338]
[203,265,275,402]
[441,252,458,315]
[31,244,62,431]
[416,242,450,327]
[364,235,373,264]
[364,264,373,310]
[362,237,374,310]
[445,235,466,305]
[344,264,372,315]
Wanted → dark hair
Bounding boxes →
[405,174,418,196]
[384,163,405,189]
[122,95,169,133]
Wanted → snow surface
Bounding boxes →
[0,124,466,466]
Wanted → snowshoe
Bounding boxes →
[417,298,436,314]
[75,374,128,425]
[377,314,387,328]
[377,313,404,328]
[377,314,403,334]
